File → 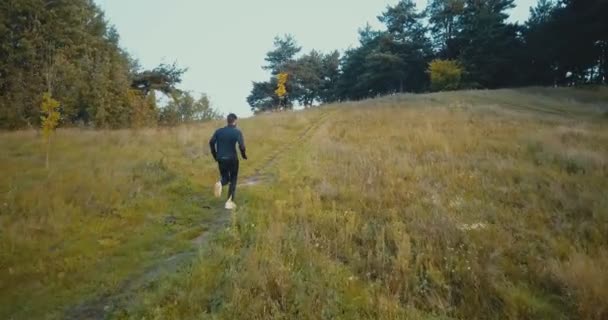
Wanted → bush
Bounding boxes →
[428,59,463,92]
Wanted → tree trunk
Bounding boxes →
[46,136,50,170]
[602,42,607,84]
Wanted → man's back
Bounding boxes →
[210,125,245,160]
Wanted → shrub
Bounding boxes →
[428,59,463,92]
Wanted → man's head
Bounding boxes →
[227,113,238,126]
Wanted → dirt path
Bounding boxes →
[65,212,229,320]
[239,110,333,187]
[65,110,333,319]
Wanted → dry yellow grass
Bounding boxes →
[1,87,607,319]
[0,111,325,319]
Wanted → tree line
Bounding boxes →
[0,0,221,130]
[248,0,607,113]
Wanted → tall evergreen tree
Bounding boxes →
[552,0,607,84]
[291,50,325,107]
[338,0,432,100]
[264,34,301,75]
[247,79,282,113]
[523,0,559,85]
[456,0,525,88]
[426,0,465,58]
[337,27,384,100]
[319,50,341,103]
[248,35,303,112]
[379,0,433,92]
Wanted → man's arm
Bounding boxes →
[209,131,218,161]
[238,131,247,160]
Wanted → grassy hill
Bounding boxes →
[1,87,607,319]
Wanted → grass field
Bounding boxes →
[1,87,607,319]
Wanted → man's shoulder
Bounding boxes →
[227,126,242,134]
[215,126,241,136]
[215,127,228,134]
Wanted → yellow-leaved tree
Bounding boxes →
[40,92,61,169]
[275,72,288,109]
[428,59,463,91]
[128,89,157,129]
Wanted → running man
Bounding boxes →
[209,113,247,209]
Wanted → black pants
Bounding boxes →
[218,158,239,201]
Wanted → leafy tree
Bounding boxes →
[175,91,196,122]
[158,100,180,126]
[40,92,60,169]
[428,59,463,91]
[192,94,223,121]
[159,92,220,125]
[128,90,157,128]
[0,0,132,128]
[275,72,289,107]
[0,0,195,129]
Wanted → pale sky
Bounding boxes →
[94,0,536,117]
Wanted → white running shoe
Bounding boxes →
[225,198,237,210]
[214,181,222,198]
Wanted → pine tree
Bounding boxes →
[457,0,525,88]
[426,0,465,58]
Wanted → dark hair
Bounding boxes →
[227,113,237,124]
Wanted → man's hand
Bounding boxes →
[242,153,248,160]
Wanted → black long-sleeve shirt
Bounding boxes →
[209,125,246,160]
